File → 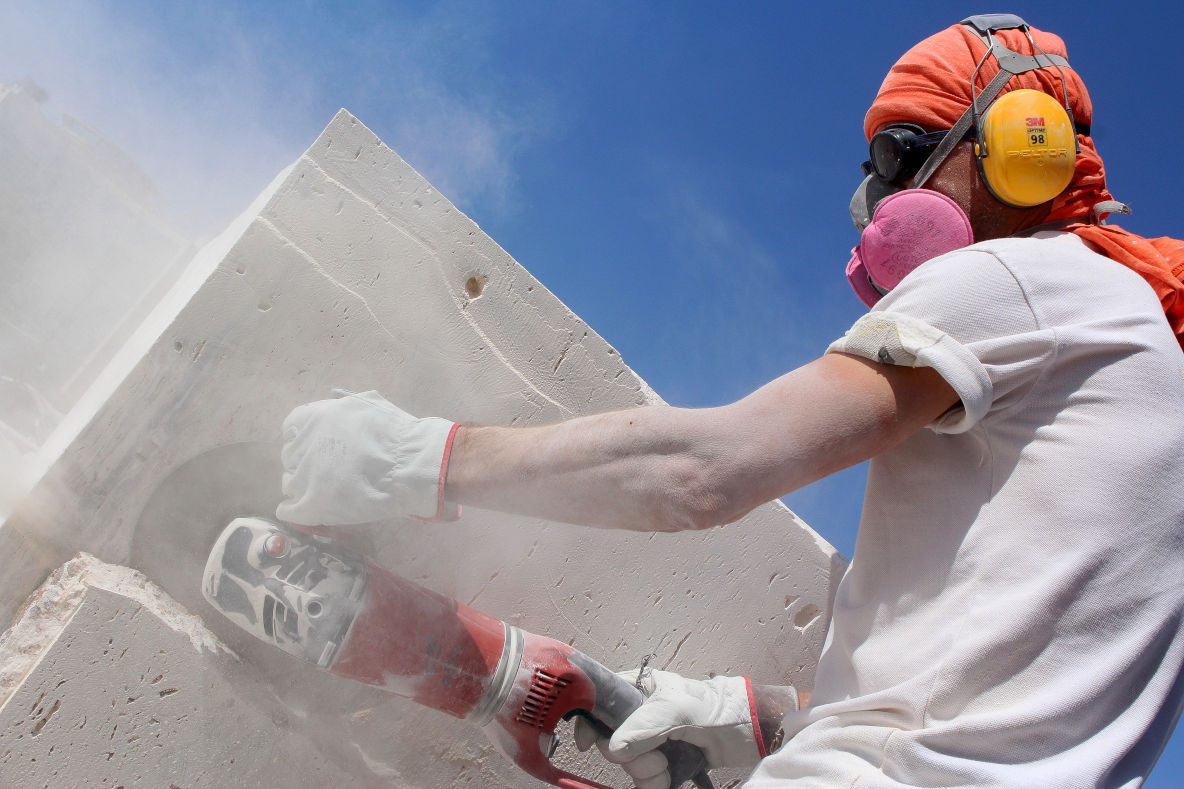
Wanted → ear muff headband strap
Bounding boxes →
[911,18,1072,190]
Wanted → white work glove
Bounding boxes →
[574,669,763,789]
[276,389,460,526]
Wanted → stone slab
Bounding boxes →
[1,109,845,786]
[0,554,362,788]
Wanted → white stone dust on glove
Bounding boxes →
[276,389,459,526]
[574,668,765,789]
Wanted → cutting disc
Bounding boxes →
[131,441,377,713]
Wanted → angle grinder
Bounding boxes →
[202,516,713,789]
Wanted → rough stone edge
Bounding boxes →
[0,553,235,709]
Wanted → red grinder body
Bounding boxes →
[202,517,711,789]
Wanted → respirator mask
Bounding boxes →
[846,124,978,308]
[846,188,974,308]
[850,122,977,233]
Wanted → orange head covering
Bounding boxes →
[866,21,1184,349]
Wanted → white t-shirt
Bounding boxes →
[747,232,1184,788]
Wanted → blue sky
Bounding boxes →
[3,1,1182,783]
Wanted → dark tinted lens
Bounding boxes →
[870,131,908,181]
[868,125,943,183]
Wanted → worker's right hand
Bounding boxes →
[574,669,764,789]
[276,389,459,526]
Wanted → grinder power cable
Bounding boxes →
[202,517,713,789]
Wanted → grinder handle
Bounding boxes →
[569,653,715,789]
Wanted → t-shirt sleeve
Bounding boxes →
[827,248,1056,433]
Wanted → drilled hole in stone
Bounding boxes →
[794,604,821,629]
[465,275,487,300]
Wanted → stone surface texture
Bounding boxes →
[0,553,363,788]
[0,109,845,787]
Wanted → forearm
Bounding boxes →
[445,405,745,531]
[445,354,955,532]
[751,683,809,755]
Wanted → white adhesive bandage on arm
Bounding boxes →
[276,390,460,526]
[829,311,991,432]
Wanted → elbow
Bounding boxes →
[654,455,752,531]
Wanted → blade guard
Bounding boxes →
[202,517,506,717]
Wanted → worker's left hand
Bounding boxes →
[276,389,459,526]
[574,669,763,789]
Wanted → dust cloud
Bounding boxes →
[0,79,198,516]
[0,3,302,517]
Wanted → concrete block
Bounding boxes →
[1,109,844,786]
[0,553,360,788]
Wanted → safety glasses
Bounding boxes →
[861,124,975,183]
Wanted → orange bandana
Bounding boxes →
[866,23,1184,349]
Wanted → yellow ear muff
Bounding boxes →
[977,89,1077,207]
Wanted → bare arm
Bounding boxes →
[445,353,957,531]
[752,683,806,753]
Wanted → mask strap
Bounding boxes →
[1011,217,1088,236]
[911,68,1009,189]
[1011,201,1131,237]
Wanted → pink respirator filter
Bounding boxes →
[846,189,974,308]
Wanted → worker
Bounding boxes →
[276,15,1184,788]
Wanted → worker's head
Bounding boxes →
[846,14,1114,307]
